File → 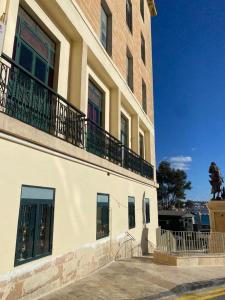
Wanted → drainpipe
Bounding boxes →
[0,0,10,55]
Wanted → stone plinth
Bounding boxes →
[207,201,225,232]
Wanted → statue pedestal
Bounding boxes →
[207,201,225,232]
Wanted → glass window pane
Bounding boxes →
[88,80,103,108]
[121,114,129,146]
[145,198,150,223]
[126,0,132,32]
[48,67,54,88]
[15,186,55,266]
[21,186,54,200]
[35,204,54,256]
[19,43,33,72]
[88,80,104,126]
[18,7,56,63]
[101,6,108,49]
[140,0,144,20]
[96,194,109,239]
[128,196,135,229]
[15,204,37,263]
[35,57,47,83]
[142,80,147,113]
[139,133,144,158]
[126,51,133,90]
[141,34,145,64]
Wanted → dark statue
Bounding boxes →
[209,162,225,200]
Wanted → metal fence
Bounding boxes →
[0,53,85,148]
[122,145,154,180]
[85,118,122,166]
[156,228,225,256]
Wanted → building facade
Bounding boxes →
[0,0,157,299]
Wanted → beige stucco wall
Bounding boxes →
[0,135,158,275]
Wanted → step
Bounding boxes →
[132,254,154,263]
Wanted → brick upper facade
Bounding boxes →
[75,0,155,123]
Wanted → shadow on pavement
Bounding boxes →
[136,277,225,300]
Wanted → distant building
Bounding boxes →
[192,202,210,232]
[158,210,195,231]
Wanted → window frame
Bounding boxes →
[141,33,146,64]
[139,132,145,158]
[142,79,147,113]
[100,0,112,55]
[126,0,133,33]
[14,7,56,89]
[140,0,144,21]
[120,112,129,146]
[15,185,55,266]
[128,196,136,229]
[88,78,105,128]
[96,193,110,240]
[145,198,150,224]
[126,48,133,91]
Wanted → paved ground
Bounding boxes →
[39,258,225,300]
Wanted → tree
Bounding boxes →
[157,161,192,209]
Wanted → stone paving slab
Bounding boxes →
[38,259,225,300]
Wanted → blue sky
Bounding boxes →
[152,0,225,201]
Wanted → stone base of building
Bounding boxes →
[153,251,225,266]
[0,234,146,300]
[207,201,225,232]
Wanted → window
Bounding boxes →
[14,7,56,88]
[96,194,109,239]
[141,34,146,64]
[139,133,144,158]
[88,79,104,127]
[142,79,147,113]
[140,0,144,20]
[121,113,129,146]
[126,0,132,33]
[87,79,106,157]
[15,186,55,266]
[145,198,150,223]
[100,0,112,55]
[126,49,133,90]
[128,196,135,229]
[10,7,56,132]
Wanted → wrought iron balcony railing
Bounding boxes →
[0,54,85,148]
[122,145,154,180]
[85,118,122,166]
[0,54,154,181]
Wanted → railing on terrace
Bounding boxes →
[0,54,154,180]
[156,228,225,256]
[85,118,122,166]
[122,145,154,180]
[0,54,85,147]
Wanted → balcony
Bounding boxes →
[0,54,154,181]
